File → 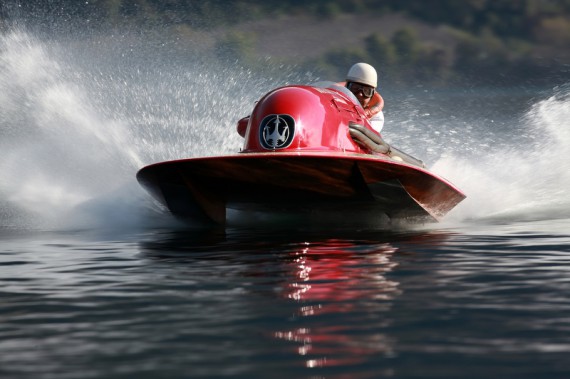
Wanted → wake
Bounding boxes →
[0,28,302,230]
[433,85,570,223]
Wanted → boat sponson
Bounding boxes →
[136,152,465,223]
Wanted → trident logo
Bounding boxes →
[259,114,295,149]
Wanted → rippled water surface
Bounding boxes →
[1,220,570,379]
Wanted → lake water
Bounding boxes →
[1,24,570,379]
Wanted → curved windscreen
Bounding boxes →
[312,81,360,106]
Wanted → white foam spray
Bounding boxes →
[0,30,143,228]
[428,85,570,223]
[0,27,308,230]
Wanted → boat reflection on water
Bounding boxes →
[138,228,453,376]
[274,239,401,370]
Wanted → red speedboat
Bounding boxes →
[137,82,465,225]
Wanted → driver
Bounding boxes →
[342,62,385,133]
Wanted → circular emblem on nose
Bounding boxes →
[259,114,295,149]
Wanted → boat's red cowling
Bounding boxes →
[240,84,370,153]
[137,83,465,225]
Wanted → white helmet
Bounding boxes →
[346,63,377,88]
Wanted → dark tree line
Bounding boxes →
[5,0,570,38]
[2,0,569,86]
